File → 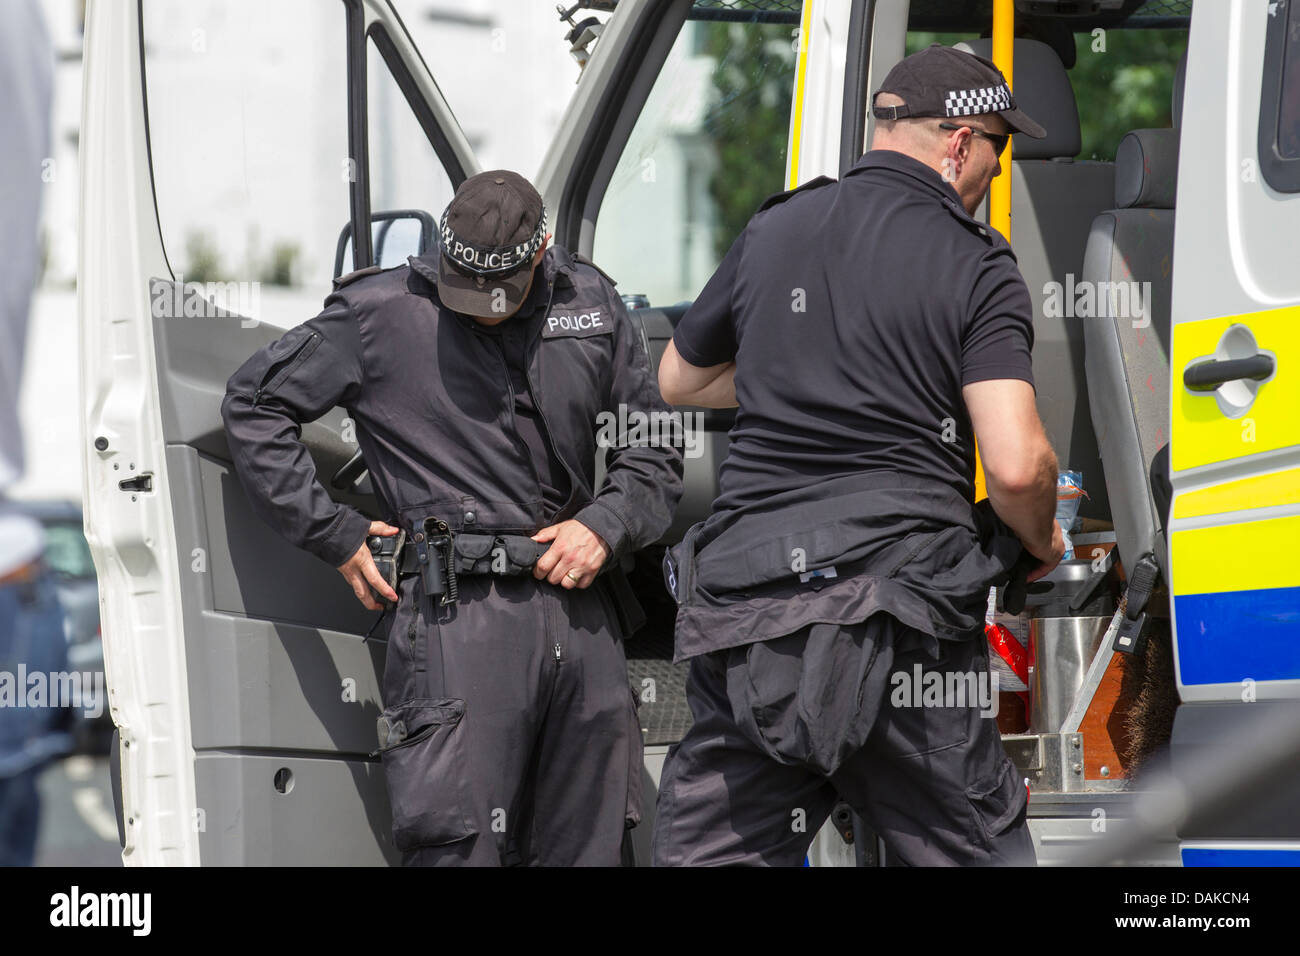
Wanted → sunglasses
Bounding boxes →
[939,121,1011,157]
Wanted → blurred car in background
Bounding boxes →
[10,500,110,754]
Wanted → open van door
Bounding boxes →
[80,0,477,865]
[1166,0,1300,864]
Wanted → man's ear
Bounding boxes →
[945,127,970,180]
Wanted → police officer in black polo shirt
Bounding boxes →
[651,46,1064,866]
[221,171,683,865]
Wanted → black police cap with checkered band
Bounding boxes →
[872,44,1046,139]
[436,170,549,319]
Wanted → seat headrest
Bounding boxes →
[1173,49,1187,127]
[953,38,1080,159]
[1114,128,1179,209]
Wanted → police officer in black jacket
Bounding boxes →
[221,171,684,866]
[652,46,1064,866]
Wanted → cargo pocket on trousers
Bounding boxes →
[888,639,975,758]
[376,698,477,851]
[965,757,1026,851]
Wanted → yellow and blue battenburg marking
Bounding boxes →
[1170,304,1300,686]
[1170,512,1300,684]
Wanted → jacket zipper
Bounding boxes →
[254,330,320,405]
[492,335,548,510]
[522,280,585,520]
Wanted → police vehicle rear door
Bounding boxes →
[80,0,478,865]
[1166,0,1300,864]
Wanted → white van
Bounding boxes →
[81,0,1299,866]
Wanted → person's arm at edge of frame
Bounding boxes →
[658,224,746,408]
[963,378,1063,583]
[659,342,737,409]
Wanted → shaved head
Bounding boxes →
[869,92,949,148]
[868,91,1010,214]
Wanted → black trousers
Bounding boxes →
[651,614,1035,866]
[378,573,642,866]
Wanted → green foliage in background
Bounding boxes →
[259,240,301,287]
[184,231,224,284]
[1071,29,1185,160]
[183,231,301,286]
[703,21,798,258]
[906,31,976,55]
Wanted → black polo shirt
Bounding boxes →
[672,148,1035,522]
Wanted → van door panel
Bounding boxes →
[1168,2,1300,705]
[195,754,398,865]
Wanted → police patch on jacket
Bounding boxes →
[543,307,613,339]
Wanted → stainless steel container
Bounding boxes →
[993,556,1118,738]
[1028,615,1112,734]
[1019,558,1117,735]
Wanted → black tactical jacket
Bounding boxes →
[220,244,684,573]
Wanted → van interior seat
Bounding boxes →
[1081,127,1179,575]
[956,37,1117,522]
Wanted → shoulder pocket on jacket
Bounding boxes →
[254,328,322,403]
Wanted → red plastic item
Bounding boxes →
[986,622,1030,711]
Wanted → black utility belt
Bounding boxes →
[367,519,549,607]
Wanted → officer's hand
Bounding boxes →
[532,520,610,589]
[337,520,401,610]
[1025,521,1066,584]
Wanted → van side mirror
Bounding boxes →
[334,210,436,277]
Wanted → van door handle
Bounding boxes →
[1183,353,1275,392]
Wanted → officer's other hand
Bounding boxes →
[532,520,610,589]
[338,520,401,610]
[1025,521,1066,584]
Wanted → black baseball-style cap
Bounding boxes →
[872,44,1046,139]
[437,170,548,318]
